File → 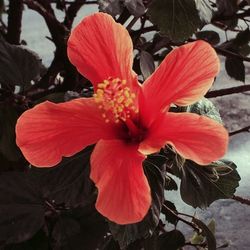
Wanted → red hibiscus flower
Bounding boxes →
[16,13,228,225]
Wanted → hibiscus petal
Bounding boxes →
[90,139,151,224]
[140,41,220,125]
[16,98,119,167]
[67,13,139,93]
[139,112,228,165]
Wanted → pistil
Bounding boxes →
[94,77,138,123]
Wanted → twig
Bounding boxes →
[189,38,250,62]
[206,85,250,98]
[49,0,97,3]
[232,195,250,205]
[215,47,250,62]
[23,0,68,47]
[126,16,139,31]
[185,241,207,248]
[212,9,250,22]
[229,126,250,136]
[6,0,23,44]
[162,204,201,233]
[64,0,86,29]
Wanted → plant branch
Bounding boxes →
[212,8,250,22]
[23,0,68,47]
[127,16,139,32]
[6,0,23,44]
[215,47,250,62]
[64,0,86,29]
[162,204,201,233]
[229,126,250,136]
[232,195,250,205]
[206,85,250,98]
[188,38,250,62]
[50,0,97,3]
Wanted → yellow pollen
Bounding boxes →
[94,77,138,123]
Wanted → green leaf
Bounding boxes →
[179,160,241,208]
[0,104,21,161]
[192,218,216,250]
[148,0,212,42]
[140,51,155,80]
[157,230,185,250]
[124,0,146,17]
[109,161,165,249]
[196,30,220,45]
[191,219,215,245]
[225,56,245,82]
[186,98,222,123]
[0,36,45,88]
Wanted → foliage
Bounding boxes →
[0,0,249,249]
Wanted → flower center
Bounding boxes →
[94,77,138,123]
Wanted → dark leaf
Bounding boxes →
[148,0,211,42]
[29,146,95,208]
[5,230,49,250]
[196,30,220,45]
[140,51,155,80]
[142,233,158,250]
[186,98,222,123]
[109,161,165,249]
[225,56,245,82]
[233,28,250,47]
[147,153,167,168]
[98,0,123,16]
[164,146,186,177]
[165,175,178,191]
[192,218,216,250]
[0,0,5,15]
[0,172,44,245]
[179,160,241,208]
[52,217,81,247]
[100,236,120,250]
[0,36,45,87]
[157,230,185,250]
[0,104,21,161]
[124,0,146,17]
[60,205,108,250]
[239,44,250,56]
[162,201,178,225]
[215,0,238,28]
[216,0,238,16]
[35,92,66,104]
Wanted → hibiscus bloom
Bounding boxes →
[16,13,228,225]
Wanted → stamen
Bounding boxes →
[94,77,137,123]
